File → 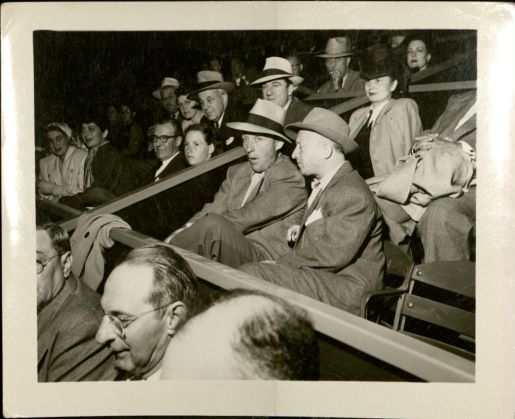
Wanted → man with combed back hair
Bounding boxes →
[160,289,319,380]
[95,243,200,380]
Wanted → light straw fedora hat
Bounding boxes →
[316,37,354,59]
[152,77,180,99]
[227,98,290,142]
[249,56,304,86]
[187,71,234,99]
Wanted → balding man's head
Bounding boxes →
[160,290,319,380]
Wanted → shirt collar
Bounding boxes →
[282,98,292,111]
[314,161,345,192]
[217,111,226,128]
[155,152,180,177]
[369,100,390,125]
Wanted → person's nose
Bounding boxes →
[244,139,255,153]
[95,316,117,345]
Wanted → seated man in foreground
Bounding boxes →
[37,223,117,381]
[160,289,319,380]
[95,243,200,380]
[166,99,307,268]
[241,108,385,316]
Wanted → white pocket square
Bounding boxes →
[305,208,323,226]
[226,136,235,146]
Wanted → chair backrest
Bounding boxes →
[393,261,475,339]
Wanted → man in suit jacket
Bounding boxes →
[188,71,245,153]
[37,223,117,382]
[316,37,366,94]
[250,56,314,127]
[415,89,476,262]
[241,107,385,316]
[166,99,307,268]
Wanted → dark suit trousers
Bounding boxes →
[171,214,269,268]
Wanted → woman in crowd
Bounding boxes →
[177,86,205,132]
[348,45,422,188]
[60,112,155,209]
[406,36,432,73]
[38,122,88,201]
[183,123,216,166]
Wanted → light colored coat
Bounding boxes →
[38,145,88,200]
[349,98,422,182]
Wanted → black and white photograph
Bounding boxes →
[2,2,515,418]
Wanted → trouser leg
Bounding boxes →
[418,188,476,263]
[171,214,266,268]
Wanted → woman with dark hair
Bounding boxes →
[406,36,432,73]
[348,45,422,187]
[60,112,156,209]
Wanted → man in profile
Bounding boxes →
[37,223,117,381]
[241,107,384,316]
[160,289,319,380]
[95,243,199,380]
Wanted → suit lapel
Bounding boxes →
[448,114,476,142]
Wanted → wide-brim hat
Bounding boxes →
[360,44,398,81]
[249,56,304,86]
[153,77,180,99]
[284,107,358,154]
[187,71,234,99]
[316,37,354,58]
[227,98,290,143]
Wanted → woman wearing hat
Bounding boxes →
[348,45,422,187]
[38,122,88,201]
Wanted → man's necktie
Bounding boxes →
[366,109,374,127]
[295,178,323,246]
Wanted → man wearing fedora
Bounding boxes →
[165,99,307,268]
[317,36,366,94]
[187,70,245,153]
[153,77,180,120]
[250,56,313,126]
[241,107,385,316]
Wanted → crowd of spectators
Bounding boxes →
[36,30,477,382]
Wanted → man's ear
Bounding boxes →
[345,57,351,67]
[175,136,183,148]
[208,143,215,156]
[390,79,399,92]
[164,301,187,336]
[322,142,334,160]
[274,140,284,151]
[61,251,73,279]
[287,83,295,97]
[102,130,109,139]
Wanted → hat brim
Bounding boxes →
[284,122,358,154]
[227,122,290,143]
[316,52,354,58]
[187,81,234,99]
[250,74,304,87]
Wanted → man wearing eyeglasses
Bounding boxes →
[152,118,186,182]
[95,243,199,380]
[37,223,117,381]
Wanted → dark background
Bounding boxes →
[33,29,476,146]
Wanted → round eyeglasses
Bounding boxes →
[103,303,174,339]
[36,254,60,274]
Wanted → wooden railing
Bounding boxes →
[38,196,474,382]
[37,59,478,382]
